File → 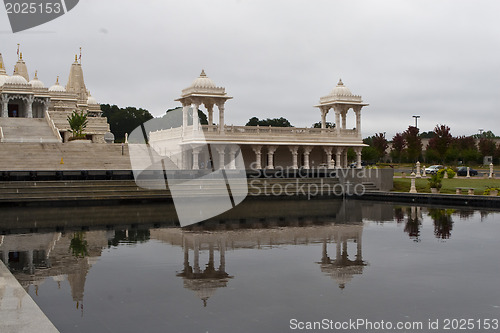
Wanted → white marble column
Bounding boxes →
[252,145,263,169]
[1,94,9,118]
[334,107,341,135]
[335,148,342,169]
[321,107,330,129]
[228,145,238,170]
[323,146,333,169]
[289,146,299,169]
[341,109,347,130]
[216,145,226,169]
[205,103,214,126]
[267,145,278,169]
[303,146,313,169]
[191,145,202,170]
[192,103,200,132]
[217,102,225,133]
[182,104,189,132]
[356,148,362,169]
[26,96,34,118]
[353,105,362,137]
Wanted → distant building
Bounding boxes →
[0,50,109,143]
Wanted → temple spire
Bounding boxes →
[0,53,6,75]
[13,52,29,81]
[66,54,88,104]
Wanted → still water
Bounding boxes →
[1,199,499,333]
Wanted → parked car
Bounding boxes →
[425,165,444,174]
[456,166,478,176]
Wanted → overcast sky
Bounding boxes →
[1,0,499,138]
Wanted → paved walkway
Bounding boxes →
[0,260,60,333]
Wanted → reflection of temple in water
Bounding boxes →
[0,199,397,309]
[0,231,111,311]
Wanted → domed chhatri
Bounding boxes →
[191,69,217,88]
[29,71,45,89]
[87,92,98,105]
[49,76,66,92]
[181,69,228,97]
[322,78,363,103]
[5,74,29,85]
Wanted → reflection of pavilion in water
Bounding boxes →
[151,221,367,306]
[177,236,231,307]
[0,199,395,309]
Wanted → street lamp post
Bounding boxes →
[413,115,420,129]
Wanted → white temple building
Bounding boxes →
[0,50,109,143]
[150,71,368,170]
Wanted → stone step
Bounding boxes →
[0,118,60,143]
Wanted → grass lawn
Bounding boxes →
[393,177,500,195]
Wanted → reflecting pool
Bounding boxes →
[1,199,499,333]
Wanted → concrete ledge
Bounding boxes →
[0,261,60,333]
[358,191,500,208]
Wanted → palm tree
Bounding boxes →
[67,110,88,139]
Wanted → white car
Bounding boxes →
[425,165,444,174]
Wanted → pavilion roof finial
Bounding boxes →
[337,78,343,86]
[200,69,206,77]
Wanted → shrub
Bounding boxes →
[446,168,456,179]
[483,187,500,196]
[428,173,443,190]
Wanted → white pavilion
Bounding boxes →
[150,70,368,170]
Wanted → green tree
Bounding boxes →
[361,146,378,162]
[478,137,496,158]
[419,131,436,139]
[101,104,154,142]
[67,110,88,139]
[472,130,497,139]
[372,133,388,161]
[390,133,406,163]
[312,121,334,128]
[403,126,422,162]
[427,124,452,160]
[246,117,292,127]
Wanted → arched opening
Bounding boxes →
[8,98,26,118]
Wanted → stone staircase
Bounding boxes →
[48,111,110,134]
[0,118,61,143]
[0,142,131,171]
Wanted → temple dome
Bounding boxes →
[49,77,66,92]
[330,79,353,97]
[29,72,45,88]
[87,94,98,105]
[0,74,8,86]
[190,70,216,88]
[5,74,28,85]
